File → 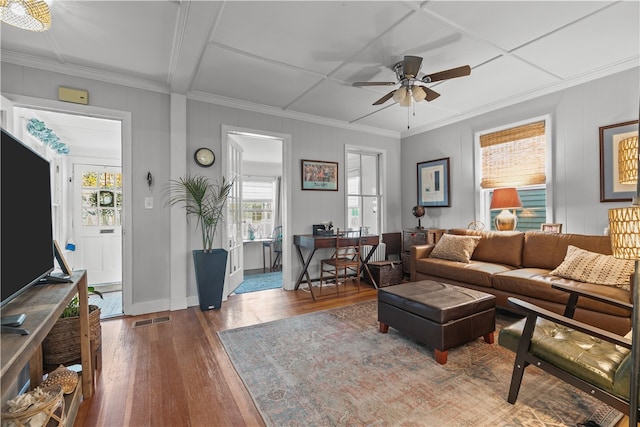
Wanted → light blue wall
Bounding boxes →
[401,67,640,236]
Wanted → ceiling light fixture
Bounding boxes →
[0,0,51,32]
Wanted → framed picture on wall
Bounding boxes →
[301,159,338,191]
[417,157,450,207]
[599,120,639,202]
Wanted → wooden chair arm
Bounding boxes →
[507,297,631,349]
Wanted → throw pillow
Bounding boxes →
[429,234,481,263]
[550,245,633,290]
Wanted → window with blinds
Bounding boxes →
[480,121,546,188]
[479,118,549,231]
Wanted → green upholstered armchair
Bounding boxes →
[499,282,637,418]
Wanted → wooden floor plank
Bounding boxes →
[74,284,377,426]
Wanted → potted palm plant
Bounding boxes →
[164,175,234,311]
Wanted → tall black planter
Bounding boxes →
[192,249,228,311]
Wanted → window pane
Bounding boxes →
[361,154,378,195]
[361,196,379,235]
[490,188,546,231]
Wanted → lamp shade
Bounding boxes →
[618,136,639,185]
[609,206,640,260]
[490,187,522,210]
[0,0,51,31]
[412,86,427,102]
[392,87,407,103]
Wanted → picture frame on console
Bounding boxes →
[599,120,639,202]
[417,157,450,207]
[301,159,338,191]
[540,223,562,233]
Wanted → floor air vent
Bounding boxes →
[133,316,171,328]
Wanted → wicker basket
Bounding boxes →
[1,385,65,427]
[366,261,403,287]
[42,305,101,368]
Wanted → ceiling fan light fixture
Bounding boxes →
[412,86,427,102]
[0,0,51,32]
[392,87,407,103]
[399,94,412,107]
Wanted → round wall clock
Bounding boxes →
[194,147,215,167]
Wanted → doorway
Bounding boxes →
[11,104,127,318]
[222,127,290,297]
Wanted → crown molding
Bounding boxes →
[1,51,170,94]
[402,57,640,138]
[188,91,400,139]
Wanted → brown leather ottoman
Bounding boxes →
[378,280,496,364]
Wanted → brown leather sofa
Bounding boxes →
[410,229,632,335]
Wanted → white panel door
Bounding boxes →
[225,139,243,296]
[73,164,123,285]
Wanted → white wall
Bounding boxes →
[401,67,640,236]
[0,61,402,314]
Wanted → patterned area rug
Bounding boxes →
[233,271,282,294]
[218,301,622,427]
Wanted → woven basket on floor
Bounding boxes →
[1,385,65,427]
[42,305,101,368]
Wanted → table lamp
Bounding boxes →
[490,187,522,231]
[608,127,640,425]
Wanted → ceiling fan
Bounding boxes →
[353,55,471,106]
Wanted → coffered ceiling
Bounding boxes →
[1,1,639,138]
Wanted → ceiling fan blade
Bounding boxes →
[422,65,471,83]
[353,81,396,87]
[403,55,423,78]
[424,87,440,102]
[372,91,395,105]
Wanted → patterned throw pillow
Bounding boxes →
[550,245,633,290]
[429,234,481,263]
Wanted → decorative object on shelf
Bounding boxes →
[599,120,638,202]
[41,365,79,394]
[25,118,69,154]
[163,175,234,311]
[412,205,425,229]
[194,147,215,167]
[417,157,450,207]
[1,385,65,427]
[490,187,522,231]
[301,159,338,191]
[0,0,51,32]
[540,223,562,233]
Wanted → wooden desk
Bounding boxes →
[293,234,380,299]
[1,270,92,423]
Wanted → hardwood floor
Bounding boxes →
[73,284,377,427]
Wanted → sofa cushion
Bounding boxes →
[414,257,513,288]
[550,245,633,290]
[449,229,524,267]
[492,268,632,317]
[522,231,613,269]
[429,234,480,263]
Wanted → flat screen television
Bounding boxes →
[1,128,56,309]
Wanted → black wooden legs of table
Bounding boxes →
[294,246,316,300]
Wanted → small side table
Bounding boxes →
[401,228,445,276]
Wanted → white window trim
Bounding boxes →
[474,114,553,228]
[344,144,386,234]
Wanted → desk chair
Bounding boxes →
[320,229,362,295]
[263,225,283,271]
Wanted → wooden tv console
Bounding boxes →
[1,270,93,422]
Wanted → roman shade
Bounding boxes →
[480,121,546,189]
